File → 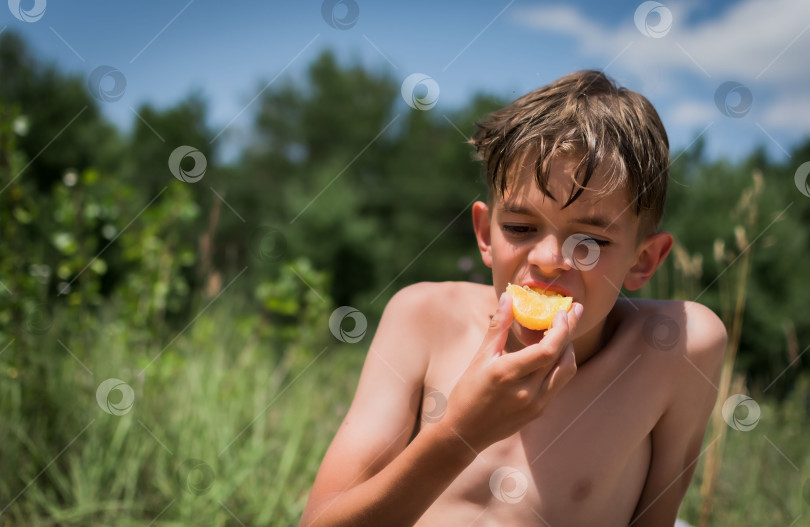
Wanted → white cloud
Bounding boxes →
[513,0,810,85]
[760,96,810,134]
[512,0,810,153]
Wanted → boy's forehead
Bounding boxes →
[498,151,632,211]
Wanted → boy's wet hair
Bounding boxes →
[471,70,670,234]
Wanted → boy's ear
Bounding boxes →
[472,201,494,269]
[623,231,674,291]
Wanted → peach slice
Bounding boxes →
[506,283,573,331]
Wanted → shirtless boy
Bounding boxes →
[301,70,727,526]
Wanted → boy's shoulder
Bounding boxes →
[383,281,495,345]
[615,297,726,368]
[388,281,494,317]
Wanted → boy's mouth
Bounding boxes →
[520,280,573,299]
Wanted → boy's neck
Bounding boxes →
[572,307,620,368]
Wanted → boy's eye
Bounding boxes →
[502,224,534,235]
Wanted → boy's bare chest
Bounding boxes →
[418,327,664,526]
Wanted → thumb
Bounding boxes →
[480,292,514,359]
[566,302,584,335]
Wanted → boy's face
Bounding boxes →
[473,152,671,347]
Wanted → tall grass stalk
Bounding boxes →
[697,172,762,526]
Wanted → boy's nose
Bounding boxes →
[527,234,572,274]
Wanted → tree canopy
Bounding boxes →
[2,30,809,391]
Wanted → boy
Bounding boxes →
[301,70,726,526]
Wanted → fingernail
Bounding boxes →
[573,303,584,318]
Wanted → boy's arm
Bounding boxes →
[630,302,727,526]
[300,284,580,527]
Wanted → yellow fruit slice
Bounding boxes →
[506,283,573,331]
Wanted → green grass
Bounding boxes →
[680,377,810,525]
[2,304,808,525]
[1,303,364,526]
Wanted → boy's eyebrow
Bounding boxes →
[498,204,535,215]
[570,215,621,232]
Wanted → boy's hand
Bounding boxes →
[442,292,582,451]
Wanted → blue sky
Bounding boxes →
[4,0,809,163]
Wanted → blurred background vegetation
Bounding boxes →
[1,30,809,525]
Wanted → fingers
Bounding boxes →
[540,344,577,395]
[503,302,583,376]
[567,302,584,333]
[503,311,569,374]
[478,292,514,362]
[516,344,576,410]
